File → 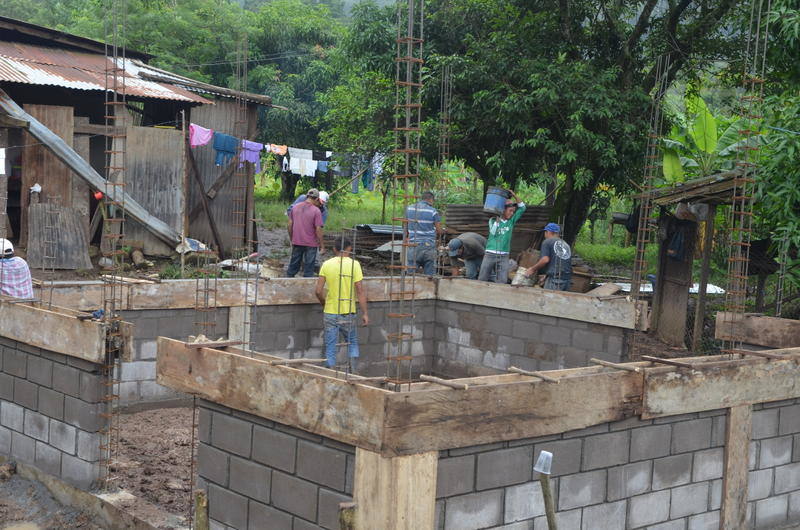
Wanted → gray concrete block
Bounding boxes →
[709,479,722,510]
[1,400,24,431]
[252,425,297,473]
[688,511,720,530]
[211,413,253,458]
[475,446,532,490]
[14,379,38,410]
[79,372,103,403]
[779,404,800,435]
[3,349,27,378]
[750,440,759,470]
[118,382,139,404]
[120,361,156,383]
[296,440,347,491]
[198,408,211,444]
[532,439,582,476]
[436,455,475,498]
[48,419,76,455]
[540,325,571,346]
[61,454,96,489]
[582,431,629,471]
[627,490,670,527]
[229,456,271,504]
[271,470,318,522]
[35,440,61,476]
[759,436,793,469]
[795,435,800,464]
[64,396,102,432]
[647,520,686,530]
[790,490,800,519]
[497,336,525,356]
[52,363,81,397]
[571,329,605,351]
[512,320,542,341]
[606,333,624,355]
[711,415,726,447]
[292,516,323,530]
[66,357,100,372]
[345,455,354,495]
[38,388,64,421]
[208,482,249,529]
[23,410,48,442]
[748,469,773,501]
[274,423,323,444]
[136,340,158,361]
[444,489,503,529]
[504,480,548,522]
[630,425,671,461]
[533,509,581,530]
[652,453,692,490]
[607,461,651,501]
[0,373,13,401]
[671,418,711,454]
[198,442,229,487]
[755,494,788,529]
[558,470,606,510]
[562,423,609,439]
[670,482,709,518]
[609,416,652,431]
[76,430,100,462]
[753,409,780,440]
[581,500,625,530]
[653,413,697,424]
[0,425,10,453]
[10,430,35,463]
[27,356,52,387]
[248,499,292,530]
[318,488,351,530]
[139,380,180,401]
[692,448,723,481]
[774,462,800,494]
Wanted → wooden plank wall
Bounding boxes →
[125,126,185,255]
[652,219,697,346]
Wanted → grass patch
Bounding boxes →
[255,187,387,231]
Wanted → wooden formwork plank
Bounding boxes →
[155,337,388,451]
[715,312,800,349]
[721,405,752,530]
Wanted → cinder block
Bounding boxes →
[652,453,692,490]
[293,516,323,530]
[670,482,709,518]
[512,320,542,341]
[562,423,609,439]
[711,415,727,447]
[76,430,100,462]
[532,439,582,477]
[3,349,27,378]
[271,470,318,522]
[64,396,102,432]
[606,333,624,355]
[52,364,81,397]
[38,388,64,421]
[753,409,780,440]
[692,448,723,481]
[61,454,97,489]
[774,462,800,493]
[504,481,547,522]
[789,490,800,519]
[26,356,53,387]
[296,440,347,491]
[654,413,697,424]
[229,456,271,504]
[709,479,722,510]
[35,440,61,476]
[318,488,351,530]
[23,410,48,442]
[759,436,793,468]
[248,499,292,530]
[444,489,503,529]
[48,419,76,455]
[609,416,652,432]
[751,441,759,469]
[647,520,686,530]
[0,425,11,453]
[14,379,38,410]
[485,315,512,337]
[475,446,533,490]
[628,490,670,527]
[630,425,671,461]
[66,356,100,372]
[795,435,800,464]
[198,408,211,444]
[607,460,651,501]
[120,361,156,383]
[688,511,720,530]
[137,340,158,361]
[755,494,789,529]
[582,431,629,471]
[436,455,475,498]
[671,418,711,453]
[79,372,103,403]
[779,404,800,436]
[557,470,606,510]
[571,329,604,351]
[497,336,524,356]
[345,455,354,495]
[207,482,249,529]
[10,430,35,463]
[198,442,229,486]
[482,351,510,370]
[748,469,773,501]
[211,413,253,458]
[117,382,139,403]
[581,500,625,530]
[1,400,24,431]
[540,325,571,346]
[533,509,581,530]
[139,380,179,401]
[0,373,13,401]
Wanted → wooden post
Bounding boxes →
[539,474,557,530]
[691,204,716,352]
[194,490,209,530]
[353,448,437,530]
[720,404,752,530]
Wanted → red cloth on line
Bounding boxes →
[189,123,214,147]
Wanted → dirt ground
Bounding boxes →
[116,407,195,517]
[0,475,103,529]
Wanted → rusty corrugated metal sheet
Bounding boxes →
[0,41,209,104]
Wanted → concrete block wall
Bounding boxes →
[434,398,800,529]
[0,336,104,489]
[197,399,353,530]
[434,300,628,377]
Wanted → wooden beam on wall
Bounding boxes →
[720,404,751,530]
[715,312,800,349]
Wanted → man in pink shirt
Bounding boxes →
[0,238,33,299]
[287,189,326,277]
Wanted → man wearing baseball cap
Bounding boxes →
[447,232,486,279]
[287,189,326,277]
[524,222,572,291]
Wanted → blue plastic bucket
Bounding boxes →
[484,186,511,215]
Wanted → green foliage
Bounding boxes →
[574,243,657,269]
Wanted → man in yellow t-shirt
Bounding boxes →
[315,237,369,369]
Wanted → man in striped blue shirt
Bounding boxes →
[405,191,442,276]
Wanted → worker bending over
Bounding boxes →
[525,223,572,291]
[478,190,525,283]
[447,232,486,279]
[0,239,33,299]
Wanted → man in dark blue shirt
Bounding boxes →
[524,222,572,291]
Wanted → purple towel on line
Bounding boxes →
[240,140,264,173]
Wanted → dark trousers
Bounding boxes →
[287,245,318,277]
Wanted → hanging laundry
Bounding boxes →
[212,132,238,166]
[317,161,329,173]
[289,156,302,175]
[281,155,290,172]
[325,151,333,159]
[240,140,264,173]
[351,174,360,194]
[288,147,313,161]
[362,167,374,192]
[299,158,318,177]
[312,150,328,161]
[269,144,288,156]
[189,123,214,147]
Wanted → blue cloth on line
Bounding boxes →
[317,161,328,172]
[213,132,238,166]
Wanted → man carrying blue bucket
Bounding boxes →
[524,222,572,291]
[478,190,526,283]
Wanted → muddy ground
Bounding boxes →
[0,475,103,529]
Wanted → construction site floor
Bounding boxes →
[0,475,103,529]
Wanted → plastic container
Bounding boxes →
[483,186,511,215]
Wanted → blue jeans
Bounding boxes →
[323,313,360,369]
[287,245,318,277]
[407,240,437,276]
[464,257,483,280]
[544,275,572,291]
[478,253,510,283]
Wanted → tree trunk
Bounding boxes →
[280,171,300,201]
[551,173,599,247]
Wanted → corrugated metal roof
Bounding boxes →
[0,41,210,104]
